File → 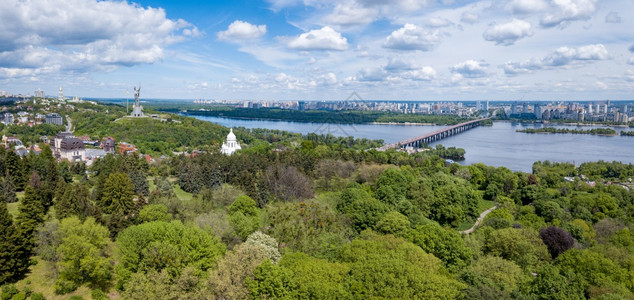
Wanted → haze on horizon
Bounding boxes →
[0,0,633,101]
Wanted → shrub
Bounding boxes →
[54,279,78,295]
[91,289,108,300]
[29,293,45,300]
[1,285,18,300]
[539,226,575,259]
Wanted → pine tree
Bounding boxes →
[0,197,19,284]
[129,171,149,196]
[55,182,93,221]
[5,151,24,190]
[0,146,7,175]
[101,172,135,215]
[1,176,17,203]
[15,185,45,260]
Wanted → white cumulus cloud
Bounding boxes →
[450,60,488,78]
[0,0,196,78]
[540,0,598,28]
[483,19,533,46]
[504,44,609,75]
[287,26,348,51]
[324,2,378,27]
[383,24,440,51]
[217,20,267,41]
[402,67,436,81]
[508,0,549,14]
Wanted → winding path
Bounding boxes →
[460,205,498,234]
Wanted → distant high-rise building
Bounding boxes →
[511,104,519,114]
[587,104,593,114]
[535,105,543,119]
[34,89,45,98]
[58,87,64,101]
[45,113,63,125]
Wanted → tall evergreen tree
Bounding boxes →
[129,171,149,196]
[101,172,135,215]
[55,182,94,221]
[15,185,46,262]
[5,151,24,190]
[0,197,19,284]
[0,146,7,175]
[1,176,17,203]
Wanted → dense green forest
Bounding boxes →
[3,124,634,299]
[183,107,470,125]
[517,127,617,135]
[2,100,634,299]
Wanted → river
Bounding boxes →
[189,114,634,173]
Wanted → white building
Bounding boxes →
[221,128,241,155]
[53,132,85,161]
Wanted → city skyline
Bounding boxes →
[0,0,633,100]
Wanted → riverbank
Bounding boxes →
[516,127,617,136]
[371,122,436,126]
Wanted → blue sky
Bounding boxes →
[0,0,633,100]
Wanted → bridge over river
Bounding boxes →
[377,118,490,151]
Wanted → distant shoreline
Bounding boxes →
[371,122,436,126]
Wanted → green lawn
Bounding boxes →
[173,183,194,201]
[14,257,103,300]
[147,176,156,192]
[7,192,25,219]
[8,202,18,219]
[456,199,496,231]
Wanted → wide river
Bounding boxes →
[190,115,634,173]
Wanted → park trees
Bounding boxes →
[263,200,347,254]
[228,195,260,240]
[53,217,112,294]
[115,220,225,289]
[338,232,464,299]
[539,226,575,259]
[264,164,314,202]
[54,182,95,221]
[408,171,480,227]
[100,172,136,215]
[483,227,550,270]
[0,198,21,284]
[410,223,473,272]
[206,232,281,299]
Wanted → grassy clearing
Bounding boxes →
[456,199,496,232]
[14,257,96,300]
[173,183,194,201]
[164,176,194,201]
[8,202,18,219]
[147,176,156,192]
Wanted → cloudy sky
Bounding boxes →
[1,0,633,100]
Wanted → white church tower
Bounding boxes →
[221,128,241,155]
